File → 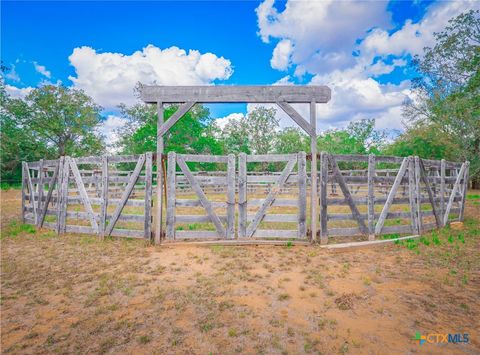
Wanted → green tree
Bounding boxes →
[117,102,223,156]
[403,10,480,188]
[0,81,53,183]
[274,127,309,154]
[21,85,105,156]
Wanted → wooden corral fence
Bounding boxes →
[22,152,469,245]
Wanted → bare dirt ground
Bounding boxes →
[1,189,479,354]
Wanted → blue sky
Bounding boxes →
[2,0,478,144]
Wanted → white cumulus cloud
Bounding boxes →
[33,62,51,78]
[68,45,233,109]
[5,84,33,99]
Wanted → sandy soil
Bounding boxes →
[1,189,479,354]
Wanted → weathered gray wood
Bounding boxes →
[248,199,297,207]
[21,162,27,223]
[440,159,446,226]
[175,199,227,208]
[408,157,419,234]
[329,154,368,235]
[319,152,328,244]
[106,154,146,237]
[157,102,196,137]
[367,154,375,240]
[310,101,318,243]
[298,152,307,239]
[246,154,297,163]
[99,155,108,239]
[56,157,65,233]
[415,156,423,233]
[144,152,153,240]
[177,154,228,163]
[24,163,38,225]
[276,101,315,137]
[419,159,441,228]
[226,154,235,239]
[155,102,164,244]
[246,157,297,238]
[140,85,331,104]
[374,157,408,235]
[176,155,226,237]
[176,215,228,223]
[38,161,60,228]
[36,159,44,226]
[238,153,247,238]
[380,224,413,234]
[166,152,176,239]
[443,162,466,225]
[459,162,469,221]
[69,158,99,233]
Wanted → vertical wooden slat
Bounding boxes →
[56,157,65,234]
[36,159,44,226]
[144,152,153,240]
[319,151,328,244]
[414,156,423,234]
[226,154,236,239]
[238,153,247,238]
[367,154,375,240]
[25,162,38,225]
[440,159,446,226]
[166,151,176,239]
[298,151,307,239]
[443,162,466,225]
[21,162,26,223]
[459,161,469,222]
[155,101,164,244]
[100,155,108,239]
[408,157,418,234]
[310,100,318,242]
[419,159,441,228]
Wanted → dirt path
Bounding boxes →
[1,189,479,354]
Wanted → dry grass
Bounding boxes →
[1,189,479,354]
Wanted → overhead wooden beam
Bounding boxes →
[157,101,196,137]
[276,101,315,137]
[140,85,331,104]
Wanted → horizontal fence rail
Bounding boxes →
[22,152,469,245]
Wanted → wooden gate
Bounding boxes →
[165,153,235,240]
[238,153,307,240]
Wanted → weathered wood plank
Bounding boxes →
[408,157,419,234]
[157,102,196,137]
[415,156,423,233]
[144,152,153,240]
[238,153,247,238]
[329,154,368,235]
[226,154,236,239]
[252,229,298,238]
[367,154,375,240]
[24,162,38,225]
[246,157,297,238]
[319,152,328,244]
[248,199,297,207]
[36,159,44,226]
[178,154,228,163]
[276,101,315,136]
[175,199,227,208]
[459,162,469,221]
[69,158,99,233]
[374,157,408,235]
[310,101,318,242]
[140,85,331,104]
[177,155,226,238]
[99,155,108,239]
[440,159,446,226]
[298,151,307,239]
[155,102,164,244]
[176,215,227,223]
[175,230,220,239]
[106,154,146,237]
[246,154,297,163]
[380,224,413,234]
[166,152,176,239]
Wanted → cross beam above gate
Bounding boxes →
[140,85,331,103]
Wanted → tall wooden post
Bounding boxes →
[155,102,164,244]
[310,101,318,242]
[367,154,375,240]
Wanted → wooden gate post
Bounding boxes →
[367,154,376,240]
[440,159,446,226]
[155,102,164,244]
[414,156,423,234]
[319,151,328,244]
[310,101,318,242]
[238,153,247,238]
[298,151,307,239]
[99,155,108,239]
[226,154,236,239]
[144,152,153,240]
[459,161,470,221]
[166,151,176,240]
[408,157,419,234]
